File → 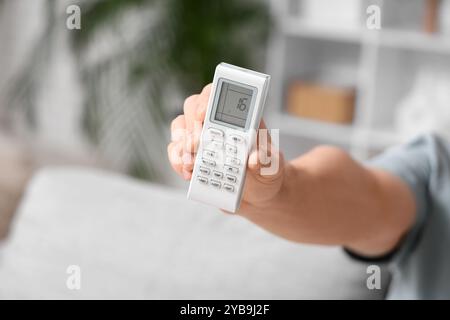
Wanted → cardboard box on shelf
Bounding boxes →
[286,81,356,124]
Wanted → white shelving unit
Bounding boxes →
[265,0,450,160]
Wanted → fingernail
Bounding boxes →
[259,148,270,166]
[248,150,259,168]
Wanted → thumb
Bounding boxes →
[240,123,285,206]
[247,138,284,183]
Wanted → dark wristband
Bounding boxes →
[342,246,399,264]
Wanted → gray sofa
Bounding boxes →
[0,167,388,299]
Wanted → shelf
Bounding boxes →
[281,18,450,54]
[267,113,354,145]
[379,29,450,54]
[267,113,401,149]
[282,19,364,43]
[269,1,450,155]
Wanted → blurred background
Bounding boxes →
[1,0,450,299]
[1,0,450,235]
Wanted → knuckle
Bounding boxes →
[198,94,209,108]
[171,115,184,129]
[183,94,198,114]
[167,141,175,151]
[201,83,212,94]
[167,143,175,159]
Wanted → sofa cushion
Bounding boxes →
[0,167,388,299]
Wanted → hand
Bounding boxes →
[167,84,286,213]
[167,84,415,257]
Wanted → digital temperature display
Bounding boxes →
[214,81,254,128]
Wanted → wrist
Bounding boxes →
[344,168,416,257]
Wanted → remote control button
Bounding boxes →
[197,176,208,184]
[208,128,224,138]
[226,175,237,183]
[224,165,239,174]
[226,157,241,166]
[226,144,237,154]
[229,134,244,144]
[210,180,221,188]
[210,139,223,149]
[199,166,210,175]
[224,184,234,192]
[213,171,223,179]
[202,159,216,167]
[203,150,215,158]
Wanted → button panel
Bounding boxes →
[226,157,241,166]
[224,165,239,174]
[208,128,224,138]
[210,180,221,188]
[213,171,223,179]
[226,144,237,154]
[199,166,210,175]
[224,184,234,192]
[210,139,223,149]
[195,128,247,194]
[202,159,216,167]
[203,150,215,158]
[198,176,208,184]
[229,134,244,144]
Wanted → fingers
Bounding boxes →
[259,119,267,129]
[196,84,212,121]
[169,84,212,180]
[247,147,284,180]
[242,142,285,207]
[169,115,191,179]
[248,119,270,173]
[248,122,284,181]
[167,141,183,176]
[168,141,194,180]
[257,119,272,145]
[171,115,186,142]
[182,84,211,153]
[183,94,200,133]
[183,83,212,131]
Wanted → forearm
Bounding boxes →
[169,87,416,256]
[240,146,416,256]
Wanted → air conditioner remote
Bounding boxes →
[187,63,270,213]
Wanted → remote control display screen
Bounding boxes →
[214,81,253,128]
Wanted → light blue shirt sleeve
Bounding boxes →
[368,133,450,299]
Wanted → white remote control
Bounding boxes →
[187,63,270,212]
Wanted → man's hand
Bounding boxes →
[168,84,416,257]
[167,84,286,211]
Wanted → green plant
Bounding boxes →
[75,0,270,91]
[8,0,271,182]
